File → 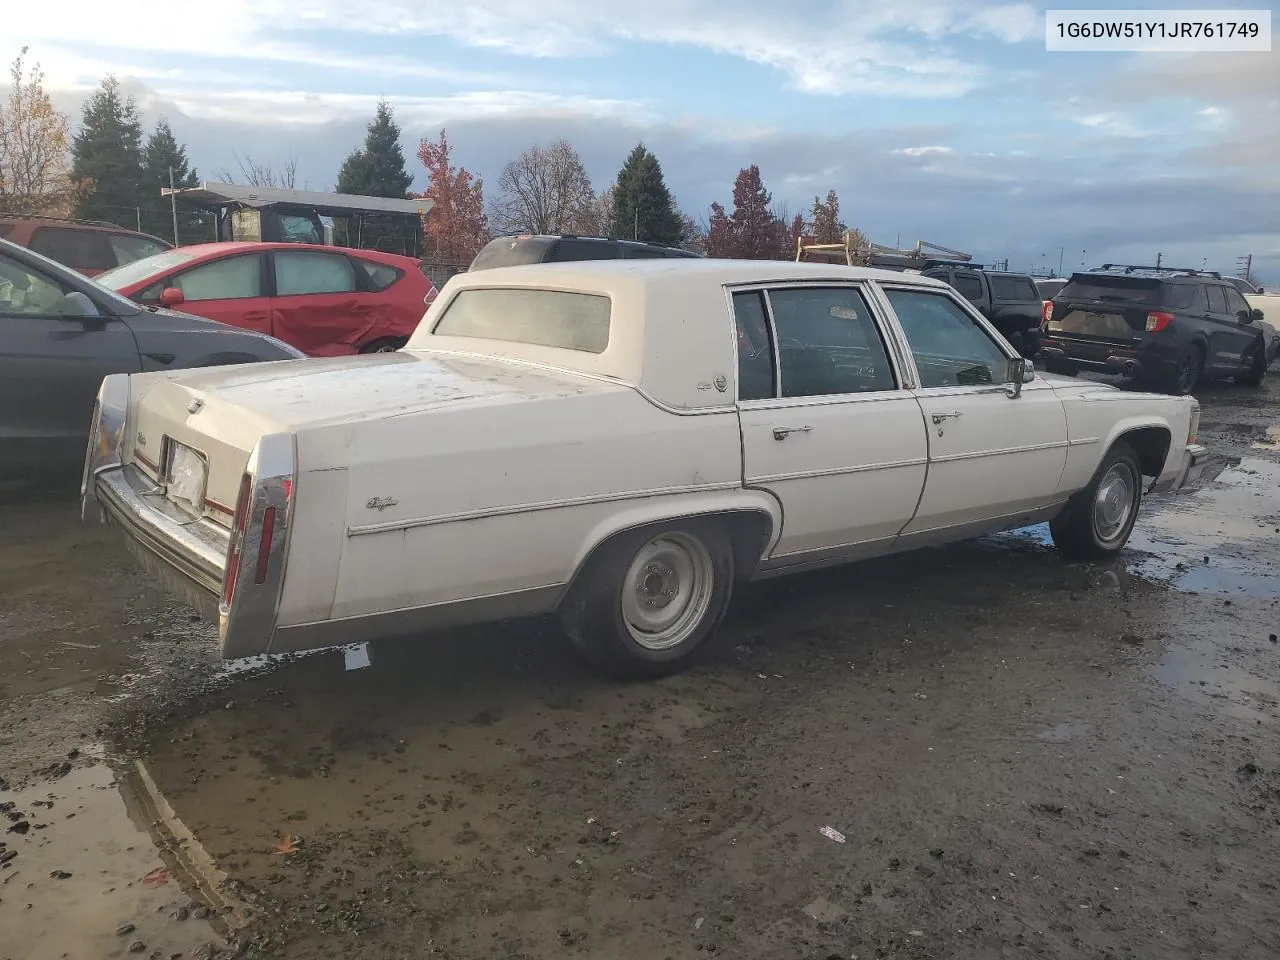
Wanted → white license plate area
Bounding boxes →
[164,439,207,513]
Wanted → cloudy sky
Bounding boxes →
[12,0,1280,281]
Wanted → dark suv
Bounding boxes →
[920,265,1043,358]
[469,234,701,271]
[1040,265,1268,395]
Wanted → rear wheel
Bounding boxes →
[1161,343,1204,396]
[560,519,734,679]
[1050,441,1143,561]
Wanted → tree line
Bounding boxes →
[0,48,867,261]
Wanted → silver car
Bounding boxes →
[0,237,305,488]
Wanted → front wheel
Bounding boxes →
[1050,441,1143,561]
[560,520,734,679]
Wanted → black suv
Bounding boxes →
[469,234,701,271]
[920,265,1043,358]
[1040,265,1268,395]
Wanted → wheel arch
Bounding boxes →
[1100,418,1174,480]
[557,490,782,609]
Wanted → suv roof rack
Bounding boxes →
[1094,263,1222,279]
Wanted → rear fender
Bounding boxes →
[563,488,783,593]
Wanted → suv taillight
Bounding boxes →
[1146,311,1174,332]
[1042,300,1053,325]
[221,473,253,609]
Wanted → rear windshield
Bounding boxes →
[1057,275,1163,306]
[97,248,198,290]
[468,237,554,271]
[432,287,611,353]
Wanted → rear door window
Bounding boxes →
[1205,285,1229,314]
[29,227,116,272]
[951,273,983,301]
[274,251,358,296]
[988,275,1037,301]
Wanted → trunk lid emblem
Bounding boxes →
[187,398,205,414]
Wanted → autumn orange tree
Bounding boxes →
[416,129,488,263]
[0,47,79,216]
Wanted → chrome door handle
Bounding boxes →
[772,425,813,441]
[931,411,963,424]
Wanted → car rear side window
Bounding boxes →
[29,227,116,272]
[433,288,611,353]
[951,273,983,301]
[989,275,1037,301]
[274,251,358,296]
[358,259,403,291]
[732,290,776,401]
[1059,276,1161,305]
[1161,284,1203,310]
[1223,286,1251,317]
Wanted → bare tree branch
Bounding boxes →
[492,139,597,235]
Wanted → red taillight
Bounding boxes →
[221,473,252,608]
[254,507,277,584]
[1146,311,1174,332]
[1042,300,1053,325]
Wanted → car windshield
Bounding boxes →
[97,249,198,290]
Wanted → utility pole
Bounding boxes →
[1059,246,1064,275]
[1155,251,1162,268]
[168,167,180,245]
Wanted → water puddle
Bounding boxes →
[1150,637,1280,726]
[1125,457,1280,597]
[1,756,248,960]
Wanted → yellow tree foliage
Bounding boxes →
[0,48,80,216]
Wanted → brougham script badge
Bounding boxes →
[366,496,399,511]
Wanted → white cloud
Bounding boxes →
[13,0,1039,100]
[895,146,954,157]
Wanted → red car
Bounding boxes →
[96,242,436,356]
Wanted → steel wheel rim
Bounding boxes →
[620,532,715,651]
[1093,463,1136,544]
[373,343,398,353]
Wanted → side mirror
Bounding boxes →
[1238,309,1255,324]
[1258,287,1266,294]
[159,286,185,308]
[55,291,102,319]
[1250,308,1264,323]
[1005,356,1034,398]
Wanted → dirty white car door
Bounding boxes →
[883,285,1069,534]
[734,283,929,563]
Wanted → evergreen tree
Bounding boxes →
[727,165,785,260]
[141,117,201,242]
[71,75,145,226]
[335,101,415,251]
[336,101,413,198]
[607,143,682,246]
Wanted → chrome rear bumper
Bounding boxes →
[94,466,228,622]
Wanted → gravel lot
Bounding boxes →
[2,376,1278,960]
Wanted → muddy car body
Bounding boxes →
[83,260,1216,677]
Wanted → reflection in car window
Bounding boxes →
[732,290,775,401]
[0,253,70,315]
[278,214,322,244]
[97,249,197,290]
[766,286,896,397]
[172,255,262,301]
[274,252,357,296]
[886,289,1009,388]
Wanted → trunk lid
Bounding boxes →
[129,350,617,526]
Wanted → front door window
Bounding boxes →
[884,289,1008,388]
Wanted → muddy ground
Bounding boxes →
[2,377,1278,960]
